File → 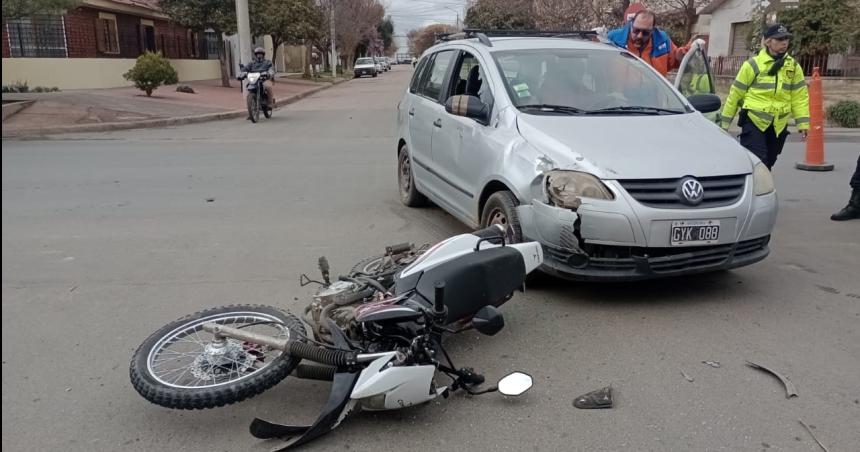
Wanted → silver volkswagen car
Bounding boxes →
[396,33,777,281]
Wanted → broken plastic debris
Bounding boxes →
[798,419,829,452]
[573,386,613,409]
[746,360,798,398]
[702,360,721,368]
[680,369,694,382]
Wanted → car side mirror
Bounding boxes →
[472,305,504,336]
[445,95,490,124]
[687,94,721,114]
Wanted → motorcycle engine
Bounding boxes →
[306,280,373,343]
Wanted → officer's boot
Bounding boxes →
[831,188,860,221]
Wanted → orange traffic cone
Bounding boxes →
[796,67,834,171]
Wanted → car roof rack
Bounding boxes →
[435,28,609,46]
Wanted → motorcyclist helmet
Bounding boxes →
[254,47,266,61]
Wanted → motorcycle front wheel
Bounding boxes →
[247,92,259,123]
[130,305,305,409]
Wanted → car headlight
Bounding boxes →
[545,170,614,209]
[753,162,775,195]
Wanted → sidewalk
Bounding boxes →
[1,76,347,137]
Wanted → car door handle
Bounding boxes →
[408,108,415,117]
[433,118,442,128]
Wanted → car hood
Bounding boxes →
[355,64,375,69]
[516,113,753,179]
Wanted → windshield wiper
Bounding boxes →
[585,106,687,115]
[517,104,587,115]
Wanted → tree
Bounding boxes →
[778,0,860,56]
[407,23,458,56]
[465,0,535,29]
[533,0,595,30]
[377,16,395,55]
[649,0,709,42]
[123,51,179,97]
[2,0,79,20]
[159,0,236,88]
[333,0,384,69]
[250,0,323,76]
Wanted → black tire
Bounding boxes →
[130,305,305,410]
[263,106,272,119]
[246,94,258,123]
[350,255,387,276]
[398,145,429,207]
[480,191,523,244]
[372,72,378,77]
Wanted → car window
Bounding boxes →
[419,50,455,102]
[492,48,687,113]
[410,56,431,93]
[448,51,493,109]
[356,58,372,65]
[677,48,714,97]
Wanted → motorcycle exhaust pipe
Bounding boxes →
[201,323,390,365]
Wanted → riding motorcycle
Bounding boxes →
[238,65,272,123]
[130,226,543,450]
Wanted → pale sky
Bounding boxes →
[384,0,469,51]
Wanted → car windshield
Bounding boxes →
[492,48,688,115]
[356,58,373,65]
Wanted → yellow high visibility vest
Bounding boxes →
[721,48,810,134]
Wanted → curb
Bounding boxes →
[1,100,35,121]
[2,79,349,139]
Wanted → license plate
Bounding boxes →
[670,220,721,246]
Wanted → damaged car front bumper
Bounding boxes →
[517,177,777,281]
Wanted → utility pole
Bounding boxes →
[235,0,252,68]
[330,0,337,78]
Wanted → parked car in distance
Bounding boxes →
[354,57,378,78]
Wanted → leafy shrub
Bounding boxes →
[827,100,860,128]
[2,81,29,93]
[123,51,179,97]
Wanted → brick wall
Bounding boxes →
[2,21,10,58]
[64,7,99,58]
[59,6,204,60]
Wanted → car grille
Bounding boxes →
[545,236,770,274]
[618,175,747,209]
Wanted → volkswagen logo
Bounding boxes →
[679,177,705,205]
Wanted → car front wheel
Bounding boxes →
[480,191,523,244]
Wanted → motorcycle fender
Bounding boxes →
[249,320,359,450]
[351,356,437,410]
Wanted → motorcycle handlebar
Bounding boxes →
[433,281,446,314]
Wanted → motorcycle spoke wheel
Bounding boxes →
[130,305,305,409]
[145,313,287,389]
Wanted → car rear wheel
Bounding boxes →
[398,145,428,207]
[480,191,523,244]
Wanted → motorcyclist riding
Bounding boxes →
[243,47,275,116]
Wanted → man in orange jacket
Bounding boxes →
[607,9,690,77]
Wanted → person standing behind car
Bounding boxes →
[606,9,691,77]
[720,24,810,170]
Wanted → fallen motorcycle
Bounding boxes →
[130,225,543,450]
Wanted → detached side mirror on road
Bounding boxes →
[445,95,491,124]
[687,94,722,114]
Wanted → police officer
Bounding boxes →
[720,24,810,170]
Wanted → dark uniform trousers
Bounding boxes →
[738,110,788,170]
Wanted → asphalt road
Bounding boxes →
[3,65,859,452]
